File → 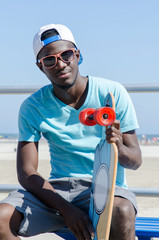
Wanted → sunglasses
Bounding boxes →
[38,48,77,69]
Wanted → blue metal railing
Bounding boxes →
[0,184,159,197]
[0,84,159,94]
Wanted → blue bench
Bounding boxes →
[55,217,159,240]
[55,231,76,239]
[136,217,159,240]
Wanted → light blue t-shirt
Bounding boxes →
[18,76,139,188]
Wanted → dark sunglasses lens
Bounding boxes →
[61,50,74,62]
[43,56,56,68]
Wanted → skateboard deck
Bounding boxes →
[89,141,118,240]
[79,92,118,240]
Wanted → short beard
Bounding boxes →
[53,81,75,90]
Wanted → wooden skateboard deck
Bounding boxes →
[88,93,118,240]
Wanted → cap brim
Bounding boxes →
[78,53,83,65]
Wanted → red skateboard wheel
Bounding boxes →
[79,108,96,126]
[94,107,116,126]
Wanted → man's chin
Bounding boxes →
[59,83,74,90]
[53,81,75,90]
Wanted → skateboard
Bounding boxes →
[79,92,118,240]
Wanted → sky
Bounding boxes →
[0,0,159,135]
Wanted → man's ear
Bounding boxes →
[36,61,44,73]
[75,49,80,64]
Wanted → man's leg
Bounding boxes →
[109,197,136,240]
[0,203,23,240]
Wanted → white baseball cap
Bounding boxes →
[33,24,83,65]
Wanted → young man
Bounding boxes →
[0,24,141,240]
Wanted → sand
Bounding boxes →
[0,139,159,239]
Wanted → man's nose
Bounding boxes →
[55,57,67,69]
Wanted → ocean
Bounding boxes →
[0,133,18,139]
[0,133,159,144]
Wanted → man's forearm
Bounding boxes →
[18,171,71,215]
[118,144,142,170]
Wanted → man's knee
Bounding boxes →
[0,203,13,226]
[110,197,136,239]
[112,197,136,223]
[0,203,23,236]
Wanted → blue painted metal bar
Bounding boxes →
[0,184,24,192]
[125,84,159,93]
[0,84,159,94]
[0,86,42,94]
[129,187,159,197]
[1,184,159,197]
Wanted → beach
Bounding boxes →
[0,139,159,239]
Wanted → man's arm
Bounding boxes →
[106,120,142,169]
[17,141,94,240]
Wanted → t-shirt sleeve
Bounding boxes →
[114,83,139,133]
[18,100,41,142]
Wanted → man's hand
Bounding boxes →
[105,120,123,149]
[105,120,142,169]
[61,203,95,240]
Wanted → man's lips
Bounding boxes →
[56,70,70,78]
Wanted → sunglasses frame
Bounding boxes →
[38,48,77,69]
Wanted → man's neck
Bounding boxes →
[53,75,88,109]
